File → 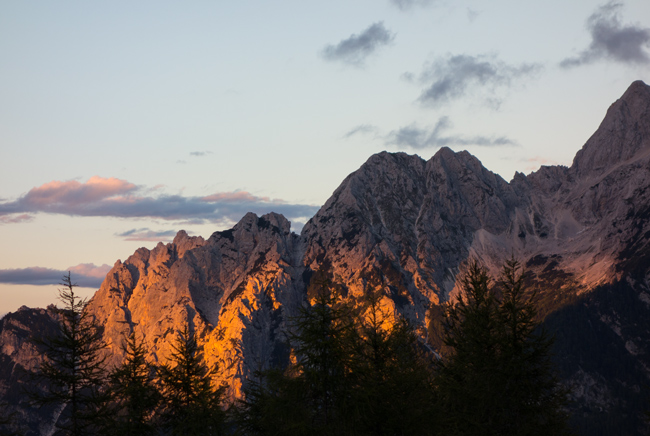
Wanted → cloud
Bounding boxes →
[0,263,111,288]
[0,213,34,224]
[322,22,394,66]
[467,8,480,23]
[200,191,273,203]
[117,228,179,242]
[0,177,319,226]
[190,151,213,157]
[20,176,137,209]
[522,156,559,172]
[412,54,542,107]
[342,124,380,139]
[385,117,517,149]
[560,2,650,68]
[390,0,435,11]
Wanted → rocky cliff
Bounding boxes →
[3,80,650,435]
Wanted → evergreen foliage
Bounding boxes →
[28,273,109,436]
[287,282,357,434]
[158,326,227,436]
[19,263,574,435]
[238,280,357,435]
[103,332,160,436]
[435,259,570,436]
[348,289,437,436]
[237,281,437,436]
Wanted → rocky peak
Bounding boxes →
[571,80,650,180]
[173,230,206,259]
[5,80,650,435]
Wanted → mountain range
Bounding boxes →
[3,80,650,435]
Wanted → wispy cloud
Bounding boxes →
[385,117,517,149]
[0,263,111,288]
[561,2,650,68]
[410,54,542,108]
[322,22,394,66]
[117,228,179,242]
[522,156,559,172]
[390,0,435,11]
[189,151,213,157]
[342,124,380,139]
[467,8,481,23]
[0,213,34,224]
[0,176,319,226]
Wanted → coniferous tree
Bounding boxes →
[435,260,570,436]
[103,332,160,436]
[29,273,109,436]
[158,326,226,436]
[350,289,437,436]
[238,281,439,436]
[238,279,357,436]
[493,258,570,435]
[288,282,357,434]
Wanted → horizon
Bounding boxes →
[1,0,650,314]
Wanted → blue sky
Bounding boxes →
[1,0,649,314]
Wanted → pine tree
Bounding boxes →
[434,260,570,436]
[29,273,109,436]
[104,332,160,436]
[158,326,226,436]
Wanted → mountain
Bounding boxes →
[2,80,650,435]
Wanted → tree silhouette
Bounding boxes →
[435,259,570,436]
[103,332,160,436]
[238,279,357,436]
[158,326,226,436]
[349,289,437,436]
[238,281,438,436]
[29,273,109,436]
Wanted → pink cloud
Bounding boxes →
[0,263,111,287]
[0,177,318,225]
[67,263,112,279]
[23,176,137,207]
[0,213,34,224]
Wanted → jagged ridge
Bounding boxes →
[3,80,650,435]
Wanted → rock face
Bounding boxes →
[3,80,650,435]
[88,213,306,398]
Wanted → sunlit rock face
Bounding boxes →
[301,148,520,329]
[3,80,650,434]
[88,212,306,398]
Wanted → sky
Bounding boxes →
[1,0,650,315]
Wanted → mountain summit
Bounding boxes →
[2,80,650,435]
[572,80,650,179]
